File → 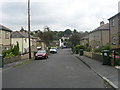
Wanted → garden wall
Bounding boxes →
[84,51,92,58]
[4,53,34,64]
[84,51,103,62]
[92,53,103,62]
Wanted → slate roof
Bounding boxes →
[108,12,120,20]
[0,24,12,32]
[81,36,89,40]
[11,31,34,38]
[89,23,109,34]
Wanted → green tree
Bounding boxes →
[70,32,80,46]
[12,42,20,56]
[64,29,72,36]
[57,31,64,38]
[38,26,54,47]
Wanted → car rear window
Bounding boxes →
[37,50,46,53]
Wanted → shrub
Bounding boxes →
[93,45,112,53]
[86,47,92,52]
[3,42,20,58]
[93,47,102,53]
[12,42,20,56]
[2,49,12,58]
[74,45,85,54]
[102,45,112,51]
[75,45,85,50]
[5,52,15,59]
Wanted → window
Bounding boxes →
[5,32,9,39]
[25,38,27,42]
[112,36,116,45]
[112,19,115,27]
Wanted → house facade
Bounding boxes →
[108,12,120,49]
[89,22,110,49]
[11,31,37,54]
[36,39,46,50]
[59,36,70,47]
[0,25,12,53]
[80,35,89,46]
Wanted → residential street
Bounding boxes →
[3,49,108,88]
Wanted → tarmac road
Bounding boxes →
[3,49,108,88]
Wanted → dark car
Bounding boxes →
[35,50,48,60]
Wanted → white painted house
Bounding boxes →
[11,31,37,54]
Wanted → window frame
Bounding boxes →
[5,31,9,39]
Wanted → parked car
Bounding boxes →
[50,47,57,53]
[35,50,48,60]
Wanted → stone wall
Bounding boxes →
[84,51,93,58]
[84,51,103,62]
[92,53,103,62]
[4,56,21,64]
[4,53,34,64]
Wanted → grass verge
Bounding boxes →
[13,59,34,68]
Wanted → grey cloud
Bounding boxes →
[1,0,120,31]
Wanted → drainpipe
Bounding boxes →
[108,21,111,46]
[101,29,103,46]
[22,38,23,54]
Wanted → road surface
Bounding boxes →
[3,49,107,88]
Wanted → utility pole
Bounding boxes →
[28,0,31,59]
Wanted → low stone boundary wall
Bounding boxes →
[4,53,34,64]
[4,56,21,64]
[84,51,103,62]
[84,51,93,58]
[92,53,103,62]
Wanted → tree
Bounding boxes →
[70,33,80,46]
[42,31,54,46]
[64,29,72,36]
[12,41,20,56]
[36,26,54,47]
[57,31,64,38]
[73,29,78,34]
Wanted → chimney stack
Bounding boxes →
[100,21,104,26]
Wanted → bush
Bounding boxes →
[5,52,15,59]
[93,45,112,53]
[86,47,92,52]
[93,47,103,53]
[2,49,12,58]
[75,45,85,50]
[102,45,112,51]
[12,42,20,56]
[2,42,20,58]
[74,45,85,54]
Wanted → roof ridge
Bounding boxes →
[16,31,25,38]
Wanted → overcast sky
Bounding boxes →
[0,0,120,31]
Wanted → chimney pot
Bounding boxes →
[100,21,104,26]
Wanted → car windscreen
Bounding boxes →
[51,48,56,49]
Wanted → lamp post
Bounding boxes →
[28,0,31,59]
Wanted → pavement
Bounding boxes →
[74,54,119,90]
[2,58,34,70]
